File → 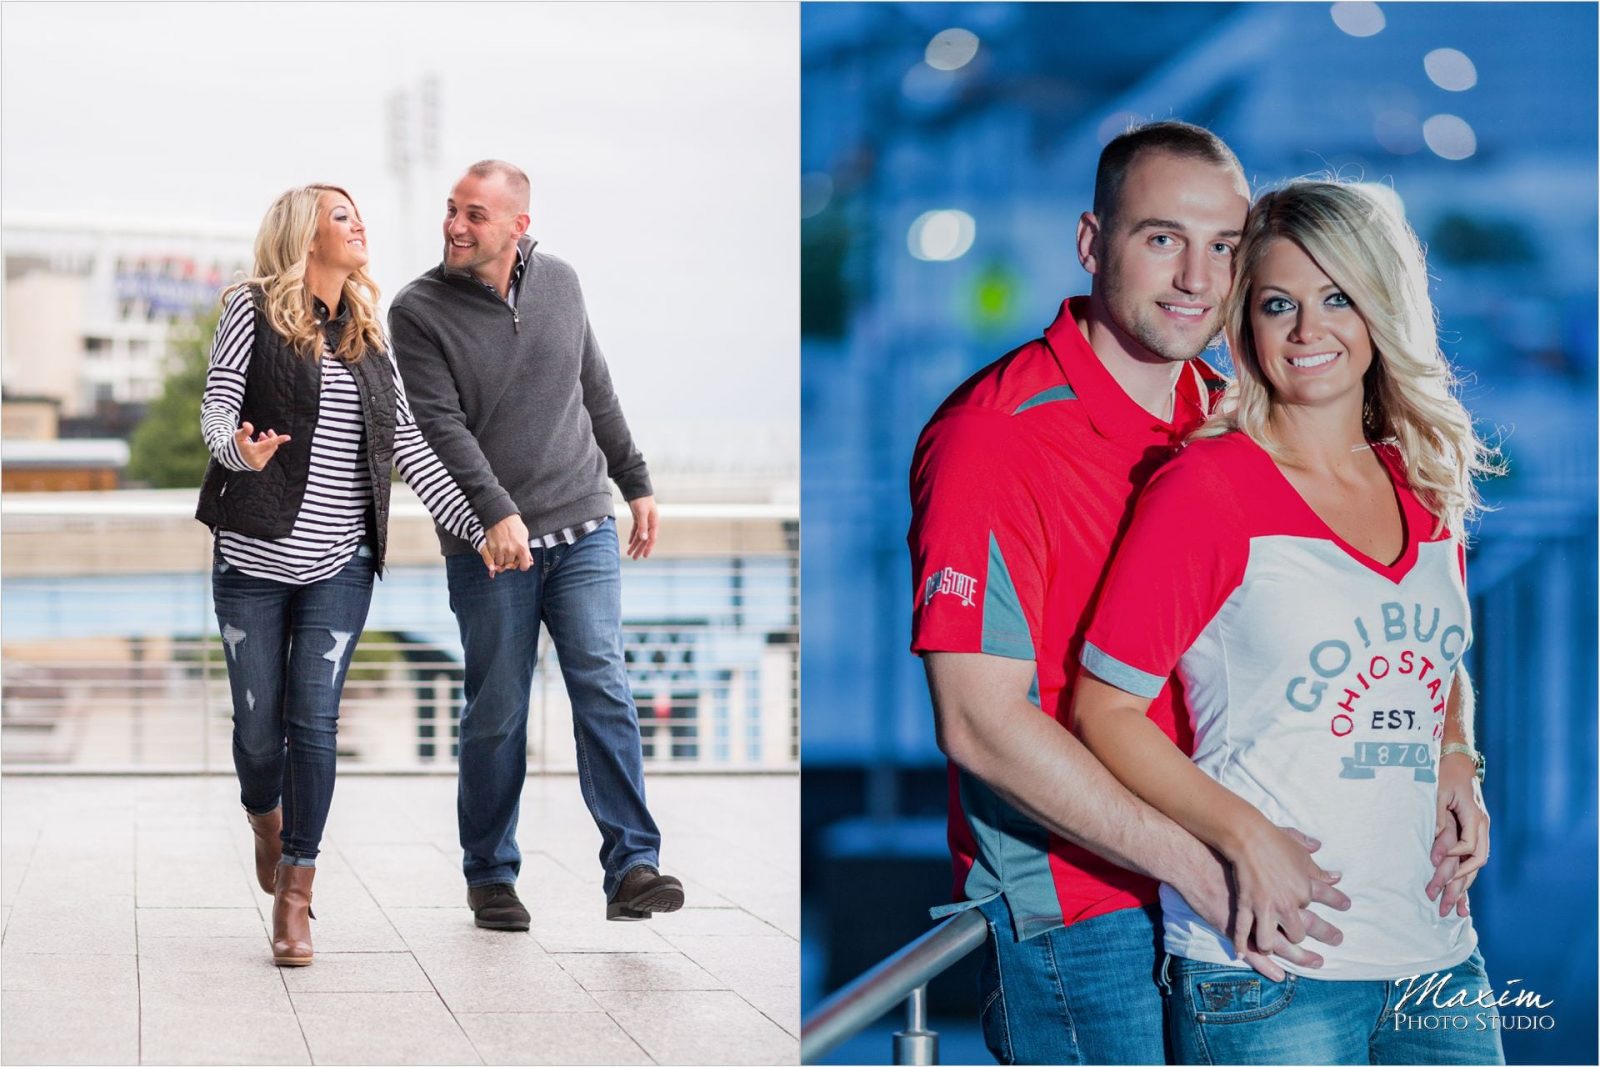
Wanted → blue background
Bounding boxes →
[800,4,1597,1063]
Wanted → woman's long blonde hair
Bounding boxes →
[223,183,384,362]
[1195,179,1500,534]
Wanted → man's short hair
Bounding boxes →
[1092,121,1244,231]
[465,159,531,213]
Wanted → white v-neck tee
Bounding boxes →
[1082,431,1476,980]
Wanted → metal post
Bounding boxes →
[199,538,214,773]
[385,88,414,269]
[130,634,145,766]
[536,632,551,774]
[802,908,986,1064]
[892,985,938,1065]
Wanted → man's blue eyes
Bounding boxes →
[1148,235,1234,254]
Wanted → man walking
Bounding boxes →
[908,122,1347,1064]
[391,159,683,927]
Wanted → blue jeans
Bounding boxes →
[977,897,1167,1065]
[212,546,374,866]
[445,518,660,898]
[1167,950,1506,1065]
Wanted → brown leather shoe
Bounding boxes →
[271,864,315,966]
[246,807,282,895]
[606,865,684,921]
[468,883,530,931]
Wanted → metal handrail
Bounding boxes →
[801,907,989,1064]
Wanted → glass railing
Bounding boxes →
[2,490,799,773]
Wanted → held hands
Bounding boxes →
[626,495,659,560]
[1181,825,1349,981]
[1225,820,1349,967]
[476,500,659,575]
[234,422,291,471]
[1426,753,1489,917]
[481,514,533,578]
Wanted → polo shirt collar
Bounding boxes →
[1041,296,1219,441]
[506,236,537,305]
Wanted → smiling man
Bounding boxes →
[389,160,682,928]
[907,122,1349,1064]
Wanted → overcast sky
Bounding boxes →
[2,2,798,473]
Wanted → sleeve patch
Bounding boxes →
[922,566,980,608]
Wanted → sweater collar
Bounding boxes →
[440,235,539,290]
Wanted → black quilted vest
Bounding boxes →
[195,287,398,574]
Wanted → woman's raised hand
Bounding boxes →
[1226,819,1344,959]
[234,422,292,471]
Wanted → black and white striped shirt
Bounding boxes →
[201,290,486,585]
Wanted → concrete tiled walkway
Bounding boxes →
[1,774,798,1065]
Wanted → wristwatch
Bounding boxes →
[1439,743,1486,783]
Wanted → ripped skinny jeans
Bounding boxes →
[212,546,375,866]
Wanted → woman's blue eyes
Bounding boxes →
[1260,292,1351,315]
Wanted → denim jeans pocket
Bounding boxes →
[1181,964,1297,1025]
[978,963,1014,1063]
[1453,947,1489,979]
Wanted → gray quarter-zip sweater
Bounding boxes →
[389,239,652,556]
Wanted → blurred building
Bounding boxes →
[2,215,250,427]
[803,0,1596,778]
[801,5,1597,1063]
[1,438,129,492]
[2,394,61,440]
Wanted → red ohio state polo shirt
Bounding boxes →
[907,295,1223,940]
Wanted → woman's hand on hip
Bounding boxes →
[1429,753,1489,915]
[234,422,291,471]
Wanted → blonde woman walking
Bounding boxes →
[196,184,491,966]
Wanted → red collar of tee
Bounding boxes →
[1042,296,1223,441]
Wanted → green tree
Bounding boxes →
[127,310,218,488]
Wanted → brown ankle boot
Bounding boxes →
[246,808,282,895]
[271,864,315,966]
